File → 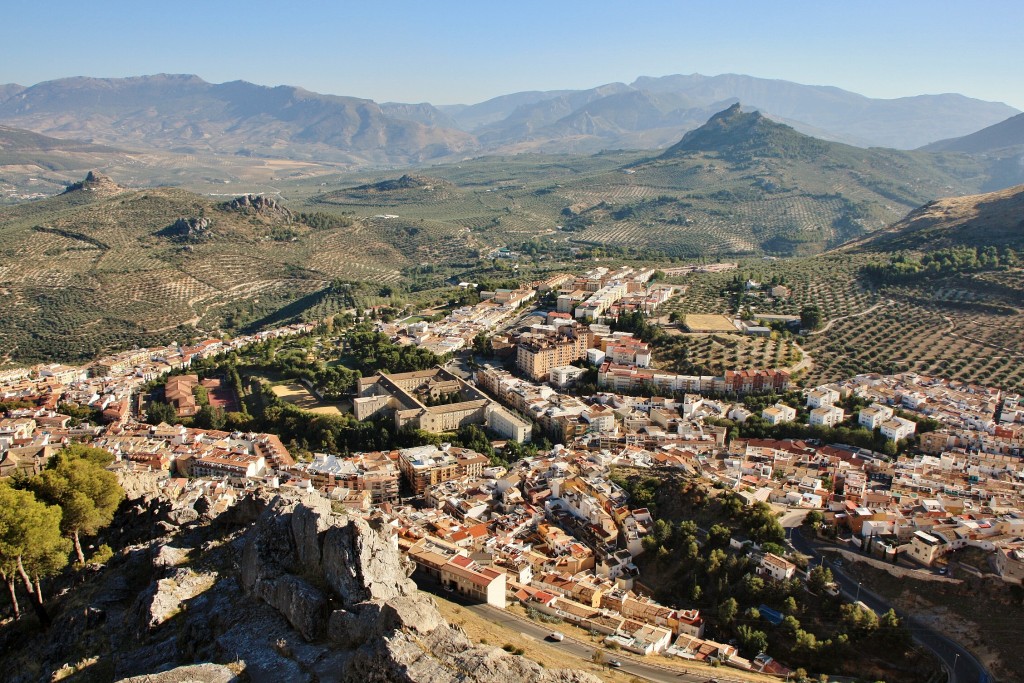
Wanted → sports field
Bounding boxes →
[271,381,347,415]
[683,314,739,333]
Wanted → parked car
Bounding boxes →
[547,632,564,642]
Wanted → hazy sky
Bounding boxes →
[3,0,1022,109]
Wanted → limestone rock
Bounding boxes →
[152,544,188,568]
[134,567,217,632]
[251,574,329,641]
[344,625,603,683]
[116,663,240,683]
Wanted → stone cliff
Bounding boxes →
[0,477,600,683]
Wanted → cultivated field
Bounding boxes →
[659,255,1024,393]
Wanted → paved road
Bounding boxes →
[419,579,747,683]
[785,524,991,683]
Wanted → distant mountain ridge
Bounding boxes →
[0,74,476,165]
[0,72,1018,167]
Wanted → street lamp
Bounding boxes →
[953,652,959,675]
[856,582,862,601]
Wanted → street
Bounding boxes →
[783,515,991,683]
[418,576,755,683]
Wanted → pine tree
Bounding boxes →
[29,451,124,564]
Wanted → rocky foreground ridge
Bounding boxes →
[0,472,599,683]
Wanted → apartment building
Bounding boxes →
[517,330,590,381]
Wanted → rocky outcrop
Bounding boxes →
[347,627,602,683]
[238,496,601,682]
[1,486,601,683]
[160,216,213,242]
[226,194,293,221]
[133,567,217,633]
[62,170,125,196]
[116,663,240,683]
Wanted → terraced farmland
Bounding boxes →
[655,333,803,377]
[659,255,1024,393]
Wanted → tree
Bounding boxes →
[717,597,738,625]
[146,399,177,425]
[29,452,124,564]
[800,305,823,331]
[808,565,833,594]
[736,624,768,657]
[0,481,69,624]
[803,510,824,527]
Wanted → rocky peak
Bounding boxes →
[62,170,124,196]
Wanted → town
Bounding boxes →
[2,263,1022,681]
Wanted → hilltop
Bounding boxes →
[659,103,831,161]
[921,112,1024,191]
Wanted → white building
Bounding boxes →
[881,416,917,441]
[859,404,894,430]
[762,403,797,425]
[806,387,840,409]
[759,553,796,581]
[548,365,587,389]
[810,405,845,428]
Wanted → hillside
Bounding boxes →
[921,112,1024,154]
[545,103,988,256]
[921,113,1024,191]
[0,125,136,201]
[0,174,453,363]
[842,184,1024,253]
[306,105,1000,261]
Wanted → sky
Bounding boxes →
[2,0,1023,109]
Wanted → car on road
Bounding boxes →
[547,632,564,642]
[608,660,621,668]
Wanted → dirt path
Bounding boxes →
[808,298,893,336]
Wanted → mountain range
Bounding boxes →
[0,73,1018,169]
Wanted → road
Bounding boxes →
[419,578,753,683]
[783,518,991,683]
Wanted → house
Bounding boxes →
[759,553,796,581]
[907,530,946,566]
[806,388,839,409]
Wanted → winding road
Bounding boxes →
[782,514,991,683]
